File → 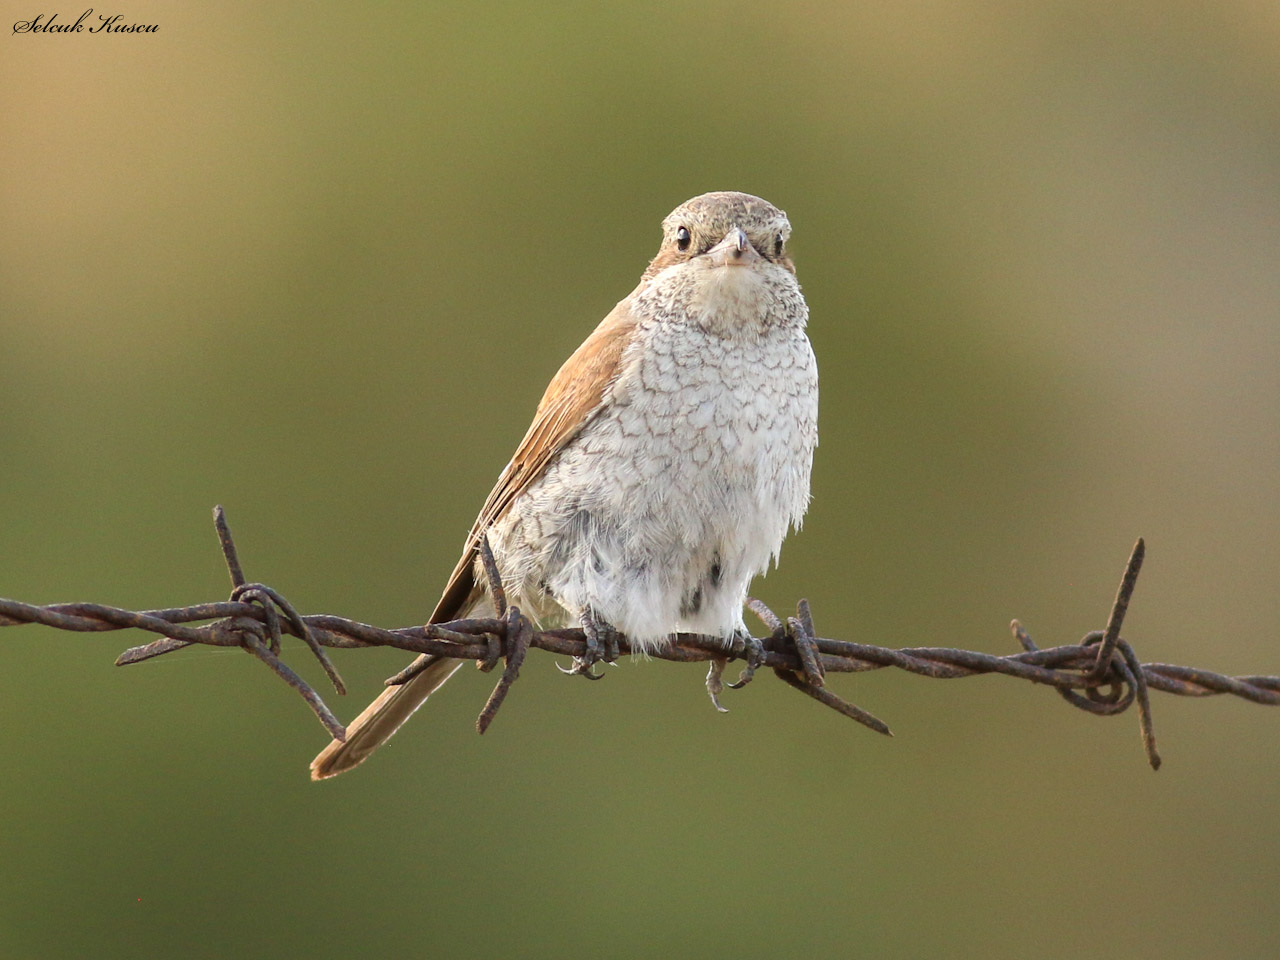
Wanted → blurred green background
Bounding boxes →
[3,1,1279,957]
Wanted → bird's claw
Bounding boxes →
[556,658,606,679]
[559,607,619,680]
[706,658,730,711]
[727,631,765,689]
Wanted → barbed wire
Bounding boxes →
[2,506,1278,770]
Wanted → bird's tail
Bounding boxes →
[309,655,465,780]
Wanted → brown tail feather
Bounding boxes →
[309,655,465,780]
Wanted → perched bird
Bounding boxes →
[311,191,818,780]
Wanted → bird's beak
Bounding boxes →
[707,228,761,267]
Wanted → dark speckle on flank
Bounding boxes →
[680,584,703,618]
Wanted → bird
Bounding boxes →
[310,191,818,780]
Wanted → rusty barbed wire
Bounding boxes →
[2,506,1278,769]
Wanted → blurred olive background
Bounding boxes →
[3,1,1279,957]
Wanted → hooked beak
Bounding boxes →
[707,228,761,267]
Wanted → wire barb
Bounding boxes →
[1090,537,1145,683]
[213,504,247,589]
[476,606,532,734]
[477,533,507,618]
[2,511,1278,770]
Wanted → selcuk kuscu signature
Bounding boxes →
[13,10,158,33]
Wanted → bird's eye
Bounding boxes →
[676,226,692,252]
[774,234,785,258]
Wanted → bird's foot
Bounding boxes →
[706,658,730,711]
[727,630,765,689]
[558,607,620,680]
